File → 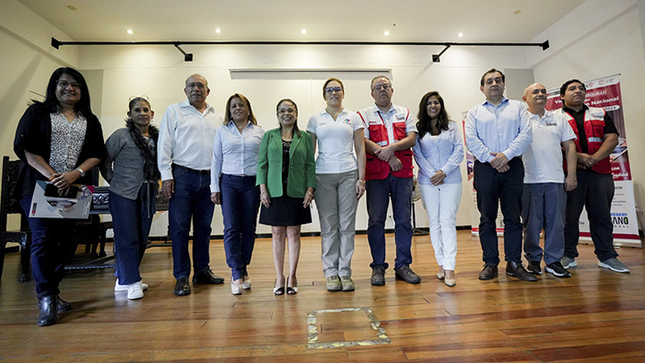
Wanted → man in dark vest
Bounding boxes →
[555,79,629,273]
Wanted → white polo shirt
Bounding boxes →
[522,109,577,184]
[306,109,364,174]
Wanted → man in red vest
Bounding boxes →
[357,76,420,285]
[555,79,629,273]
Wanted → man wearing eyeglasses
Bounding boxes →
[357,75,420,285]
[157,74,225,296]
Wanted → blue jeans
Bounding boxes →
[473,159,524,265]
[220,174,260,281]
[109,185,156,285]
[169,165,215,279]
[522,183,566,265]
[20,197,77,299]
[366,174,413,270]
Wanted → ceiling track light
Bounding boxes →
[50,38,549,63]
[174,44,193,62]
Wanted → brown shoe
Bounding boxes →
[478,264,498,280]
[506,261,538,281]
[394,266,421,284]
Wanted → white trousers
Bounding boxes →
[419,182,462,271]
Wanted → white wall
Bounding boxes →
[4,0,642,237]
[526,0,645,229]
[0,1,80,163]
[0,0,80,230]
[76,43,532,236]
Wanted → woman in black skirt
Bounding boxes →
[256,99,316,295]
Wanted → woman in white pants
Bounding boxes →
[413,91,464,287]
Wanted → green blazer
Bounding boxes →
[256,128,316,198]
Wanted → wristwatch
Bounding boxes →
[76,167,86,177]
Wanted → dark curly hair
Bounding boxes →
[416,91,450,138]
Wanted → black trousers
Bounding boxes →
[473,158,524,265]
[564,169,618,261]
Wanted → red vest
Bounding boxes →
[358,107,413,180]
[559,107,612,174]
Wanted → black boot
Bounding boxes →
[37,296,58,326]
[57,296,72,311]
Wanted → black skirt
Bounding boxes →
[259,195,312,226]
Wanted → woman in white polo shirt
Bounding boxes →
[306,78,366,292]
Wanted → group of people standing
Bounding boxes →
[466,68,629,284]
[13,67,628,327]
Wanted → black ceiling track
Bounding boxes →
[51,37,549,63]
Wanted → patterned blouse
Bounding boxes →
[49,112,87,173]
[281,139,292,188]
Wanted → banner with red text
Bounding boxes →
[547,74,639,246]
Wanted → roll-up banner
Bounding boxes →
[465,74,640,247]
[546,74,639,247]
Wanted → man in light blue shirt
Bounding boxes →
[465,68,535,282]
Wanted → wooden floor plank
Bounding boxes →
[0,231,643,362]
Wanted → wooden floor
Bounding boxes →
[1,231,644,362]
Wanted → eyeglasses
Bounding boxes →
[325,87,342,93]
[129,95,150,102]
[186,82,206,89]
[277,108,297,115]
[372,84,392,91]
[57,80,81,89]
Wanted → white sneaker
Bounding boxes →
[242,276,251,290]
[231,282,243,295]
[127,281,144,300]
[115,279,148,292]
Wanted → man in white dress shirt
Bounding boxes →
[521,83,577,278]
[464,68,535,282]
[157,74,224,296]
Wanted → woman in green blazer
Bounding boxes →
[257,99,315,295]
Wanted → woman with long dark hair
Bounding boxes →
[14,67,105,325]
[102,97,159,300]
[414,91,464,287]
[257,99,315,295]
[210,93,264,295]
